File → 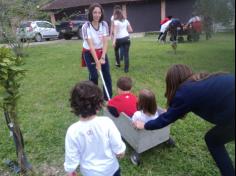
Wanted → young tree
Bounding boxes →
[0,0,49,174]
[0,47,33,174]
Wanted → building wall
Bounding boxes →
[126,1,161,32]
[166,0,196,23]
[53,2,161,33]
[103,4,116,25]
[52,0,196,32]
[102,2,161,33]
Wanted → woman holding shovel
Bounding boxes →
[81,3,112,100]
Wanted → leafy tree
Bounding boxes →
[194,0,235,25]
[15,0,51,20]
[0,0,25,57]
[0,0,50,174]
[0,0,51,57]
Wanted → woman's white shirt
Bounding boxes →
[114,19,130,39]
[132,110,159,123]
[111,15,114,22]
[64,116,126,176]
[160,20,172,33]
[82,21,109,50]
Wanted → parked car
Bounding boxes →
[16,21,59,42]
[56,14,87,40]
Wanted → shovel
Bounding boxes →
[99,70,111,100]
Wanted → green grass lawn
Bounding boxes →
[0,33,235,176]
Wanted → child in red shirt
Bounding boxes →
[107,77,137,117]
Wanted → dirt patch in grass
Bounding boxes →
[0,168,11,176]
[0,164,66,176]
[35,164,65,176]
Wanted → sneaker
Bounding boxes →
[115,64,120,68]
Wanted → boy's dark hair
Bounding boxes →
[88,3,104,22]
[138,89,157,115]
[117,77,133,91]
[70,81,104,118]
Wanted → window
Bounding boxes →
[37,22,54,28]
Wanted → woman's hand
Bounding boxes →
[112,41,116,48]
[96,61,101,70]
[100,56,106,64]
[132,120,145,129]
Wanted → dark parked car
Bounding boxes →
[56,15,87,40]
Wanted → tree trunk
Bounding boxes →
[4,110,32,175]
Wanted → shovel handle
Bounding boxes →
[99,70,111,100]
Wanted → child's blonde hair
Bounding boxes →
[138,89,157,115]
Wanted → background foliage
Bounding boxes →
[195,0,235,25]
[0,0,51,43]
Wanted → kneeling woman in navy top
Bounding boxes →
[134,64,235,176]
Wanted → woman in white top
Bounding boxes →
[64,81,126,176]
[112,8,133,73]
[81,3,112,100]
[110,5,125,62]
[159,19,172,43]
[132,89,160,123]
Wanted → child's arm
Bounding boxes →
[64,129,81,176]
[108,119,126,156]
[116,152,125,159]
[131,111,141,122]
[107,106,119,117]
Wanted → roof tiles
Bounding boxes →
[42,0,143,10]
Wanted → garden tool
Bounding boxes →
[99,70,111,100]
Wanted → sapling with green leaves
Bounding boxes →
[0,47,32,175]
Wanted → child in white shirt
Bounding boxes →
[132,89,160,123]
[64,81,126,176]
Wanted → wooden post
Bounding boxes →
[122,4,127,19]
[49,12,56,25]
[161,0,166,20]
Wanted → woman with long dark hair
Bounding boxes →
[133,64,235,176]
[112,8,133,73]
[81,3,112,100]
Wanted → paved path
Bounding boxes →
[0,39,79,48]
[0,33,145,48]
